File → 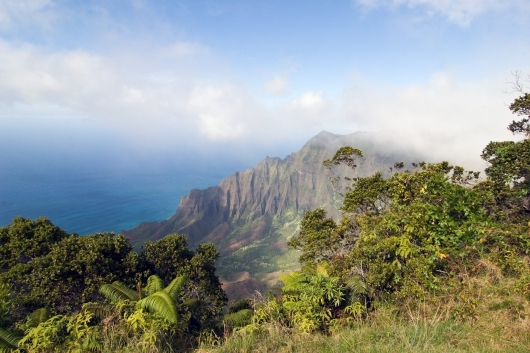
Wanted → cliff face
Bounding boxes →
[123,131,421,295]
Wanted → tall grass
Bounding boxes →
[197,263,530,353]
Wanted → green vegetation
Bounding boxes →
[2,90,530,352]
[0,221,226,352]
[197,90,530,351]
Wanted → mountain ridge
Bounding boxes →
[123,131,423,298]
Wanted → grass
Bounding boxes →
[197,309,530,353]
[196,262,530,353]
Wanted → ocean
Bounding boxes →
[0,160,243,235]
[0,119,297,236]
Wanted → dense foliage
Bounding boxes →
[0,219,226,352]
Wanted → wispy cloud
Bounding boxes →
[0,39,265,143]
[0,0,58,31]
[263,75,290,96]
[0,36,521,165]
[354,0,530,26]
[341,71,521,168]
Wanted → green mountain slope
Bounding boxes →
[123,131,422,297]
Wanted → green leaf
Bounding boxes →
[144,275,164,297]
[82,302,115,320]
[136,291,178,324]
[223,309,253,328]
[26,308,51,328]
[163,275,187,301]
[0,327,21,350]
[100,281,139,303]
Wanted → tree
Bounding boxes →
[142,234,194,284]
[142,234,227,331]
[0,219,140,321]
[288,208,339,267]
[0,217,68,271]
[481,87,530,220]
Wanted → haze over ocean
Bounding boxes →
[0,118,260,235]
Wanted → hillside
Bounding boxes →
[123,131,422,296]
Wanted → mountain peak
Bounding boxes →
[123,131,421,300]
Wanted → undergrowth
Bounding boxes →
[197,260,530,353]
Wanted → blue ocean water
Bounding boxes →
[0,161,241,235]
[0,118,298,236]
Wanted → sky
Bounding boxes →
[1,0,530,171]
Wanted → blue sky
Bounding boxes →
[1,0,530,169]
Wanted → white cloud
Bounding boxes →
[0,0,57,30]
[342,71,521,169]
[0,38,524,167]
[291,91,326,110]
[0,40,267,143]
[354,0,530,26]
[283,91,333,124]
[188,84,261,141]
[263,75,290,96]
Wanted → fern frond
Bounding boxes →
[223,309,252,328]
[163,275,187,301]
[144,275,164,296]
[0,327,21,350]
[136,291,178,324]
[26,308,51,328]
[280,272,308,292]
[82,302,114,320]
[346,275,366,295]
[100,281,139,303]
[182,298,200,311]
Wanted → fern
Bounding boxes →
[26,308,51,328]
[136,291,178,324]
[346,275,366,295]
[100,281,139,303]
[0,327,21,350]
[280,272,308,293]
[345,274,367,304]
[144,275,164,297]
[163,275,187,301]
[82,302,115,321]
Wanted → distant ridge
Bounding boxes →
[123,131,423,299]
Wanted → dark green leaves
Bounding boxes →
[342,172,389,214]
[508,93,530,135]
[289,208,339,267]
[0,327,21,351]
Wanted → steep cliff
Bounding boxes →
[123,131,421,294]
